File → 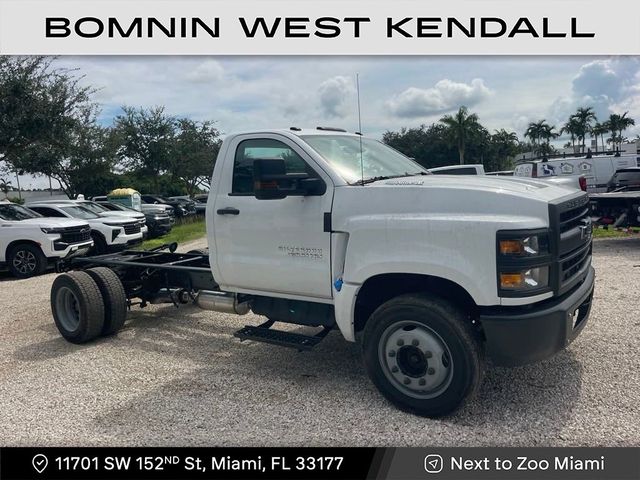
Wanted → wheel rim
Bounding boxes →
[56,287,81,332]
[12,250,37,274]
[378,320,454,399]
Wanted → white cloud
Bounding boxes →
[185,60,225,83]
[386,78,492,118]
[549,57,640,126]
[318,76,355,118]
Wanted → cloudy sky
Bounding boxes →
[12,55,640,189]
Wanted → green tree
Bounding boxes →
[439,106,482,165]
[526,120,558,156]
[113,106,176,191]
[0,56,114,198]
[605,112,635,148]
[382,124,457,168]
[172,119,221,195]
[571,107,597,153]
[485,129,520,171]
[590,122,609,153]
[561,117,581,153]
[0,57,96,189]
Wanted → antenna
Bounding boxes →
[356,73,364,185]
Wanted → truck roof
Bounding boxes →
[227,127,362,139]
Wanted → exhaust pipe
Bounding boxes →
[150,288,191,305]
[195,291,250,315]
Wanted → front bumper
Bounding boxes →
[480,266,595,366]
[48,240,94,260]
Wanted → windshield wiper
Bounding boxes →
[351,172,428,186]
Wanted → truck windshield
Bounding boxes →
[61,206,100,219]
[0,204,42,221]
[300,135,428,184]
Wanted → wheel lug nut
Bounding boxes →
[412,339,419,346]
[419,378,426,386]
[397,339,404,346]
[403,377,411,385]
[388,350,396,357]
[425,351,433,358]
[428,367,435,375]
[391,366,399,373]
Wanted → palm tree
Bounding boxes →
[440,106,481,165]
[526,120,557,156]
[0,178,12,199]
[561,118,580,153]
[590,122,609,153]
[606,112,636,149]
[525,121,544,153]
[572,107,597,153]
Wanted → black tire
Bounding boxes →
[91,232,108,255]
[8,243,47,278]
[86,267,127,336]
[51,271,105,343]
[187,248,209,255]
[362,293,484,417]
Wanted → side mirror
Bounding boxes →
[253,159,325,200]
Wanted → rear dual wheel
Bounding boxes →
[51,268,127,343]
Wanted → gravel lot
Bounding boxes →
[1,237,639,447]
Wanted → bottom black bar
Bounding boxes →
[1,447,639,480]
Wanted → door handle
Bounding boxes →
[216,207,240,215]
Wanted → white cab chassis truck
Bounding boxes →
[50,128,595,417]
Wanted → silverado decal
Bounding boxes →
[278,245,323,260]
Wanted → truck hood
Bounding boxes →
[374,174,575,201]
[98,211,145,219]
[333,173,585,234]
[8,218,89,229]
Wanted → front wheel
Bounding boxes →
[362,293,483,417]
[8,243,46,278]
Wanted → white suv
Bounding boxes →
[0,200,93,278]
[37,199,149,238]
[27,202,143,255]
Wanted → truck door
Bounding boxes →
[213,135,333,299]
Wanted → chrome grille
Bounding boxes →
[550,193,592,295]
[123,223,141,235]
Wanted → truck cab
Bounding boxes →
[203,129,594,414]
[50,128,595,417]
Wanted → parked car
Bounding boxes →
[168,195,198,215]
[0,200,92,278]
[141,194,193,217]
[93,195,176,222]
[606,168,640,192]
[36,199,148,238]
[27,202,143,255]
[193,193,208,214]
[96,201,172,237]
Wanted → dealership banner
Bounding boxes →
[1,447,639,479]
[0,0,639,55]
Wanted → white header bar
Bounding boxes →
[0,0,638,55]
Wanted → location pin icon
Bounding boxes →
[32,454,48,474]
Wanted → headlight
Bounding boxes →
[500,267,549,291]
[41,227,62,234]
[498,234,548,256]
[497,230,552,296]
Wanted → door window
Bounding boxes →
[232,138,310,194]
